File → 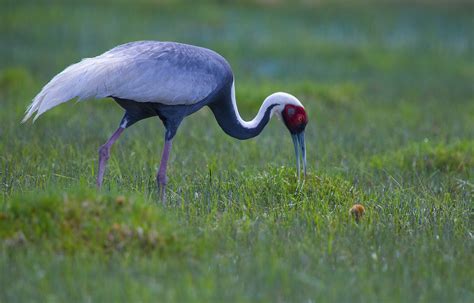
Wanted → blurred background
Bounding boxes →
[2,0,473,82]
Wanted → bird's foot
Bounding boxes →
[97,145,111,189]
[159,185,166,204]
[156,174,168,205]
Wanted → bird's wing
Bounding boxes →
[23,41,231,122]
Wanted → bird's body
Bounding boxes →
[24,41,308,201]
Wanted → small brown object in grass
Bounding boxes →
[350,204,365,223]
[115,195,126,206]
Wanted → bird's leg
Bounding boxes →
[97,126,125,188]
[157,138,173,203]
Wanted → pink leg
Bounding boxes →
[97,127,125,188]
[157,139,173,203]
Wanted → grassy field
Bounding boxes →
[1,1,473,302]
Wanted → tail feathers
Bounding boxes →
[22,57,119,123]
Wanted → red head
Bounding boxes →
[282,104,308,134]
[266,92,308,180]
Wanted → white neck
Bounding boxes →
[230,81,301,129]
[209,81,303,140]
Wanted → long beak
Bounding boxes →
[291,131,307,180]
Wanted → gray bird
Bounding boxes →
[23,41,308,201]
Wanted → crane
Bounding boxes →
[23,41,308,201]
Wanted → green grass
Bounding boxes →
[1,1,473,302]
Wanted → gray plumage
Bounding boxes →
[23,41,233,122]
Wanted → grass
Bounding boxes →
[1,1,473,302]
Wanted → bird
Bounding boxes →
[22,41,308,201]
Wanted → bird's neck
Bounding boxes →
[209,82,280,140]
